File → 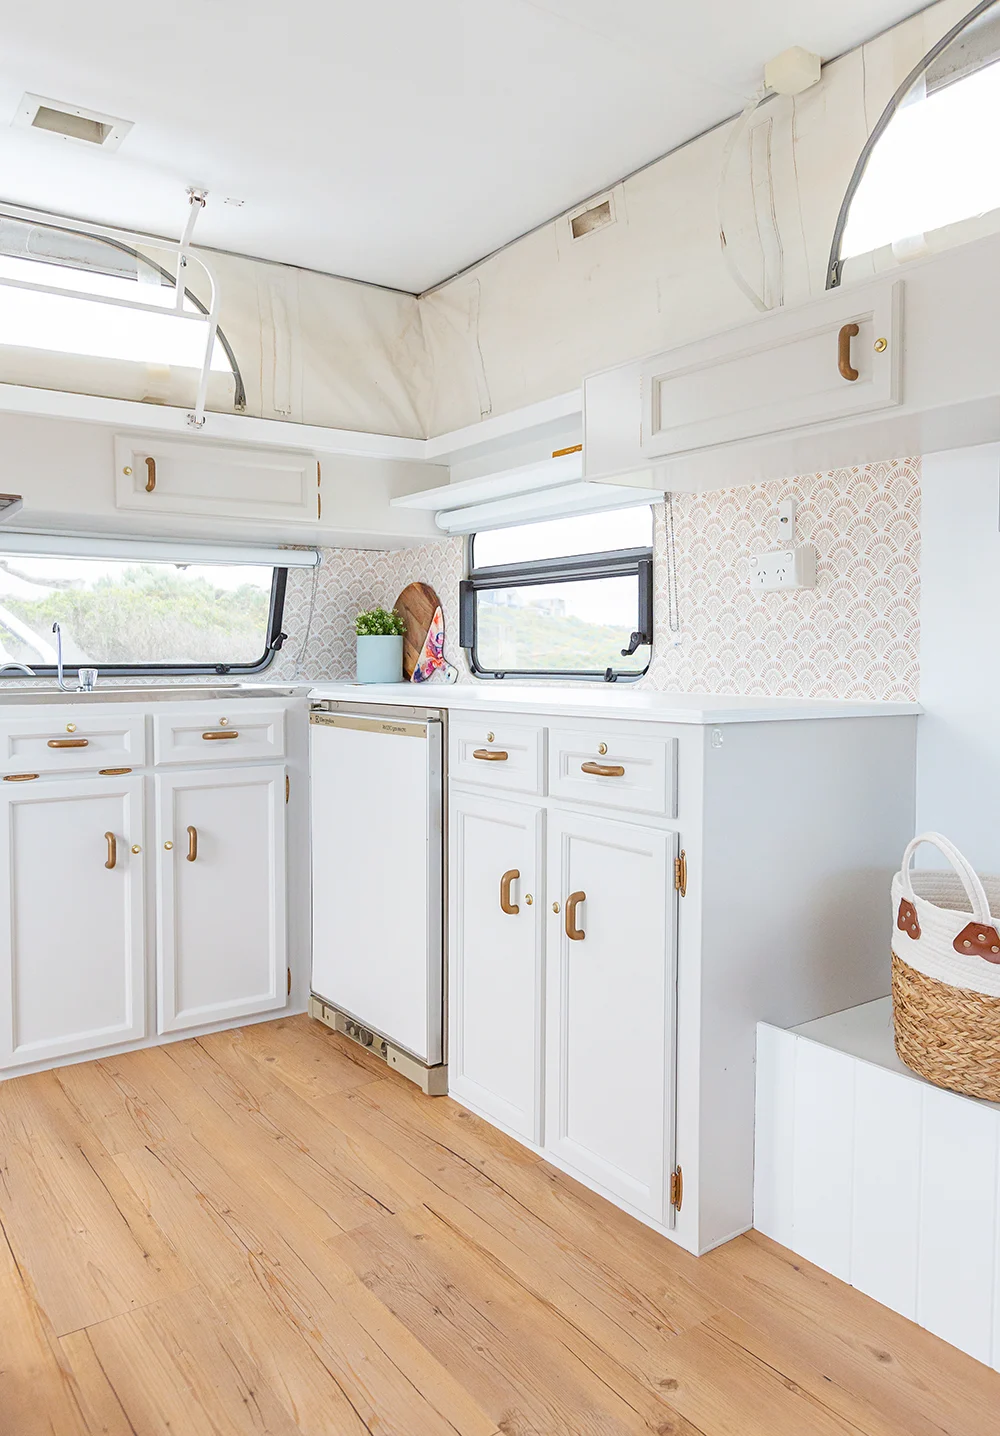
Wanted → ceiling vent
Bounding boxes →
[569,194,616,240]
[13,94,133,151]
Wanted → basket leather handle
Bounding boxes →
[898,831,992,922]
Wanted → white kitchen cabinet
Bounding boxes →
[545,809,676,1221]
[443,702,918,1256]
[156,764,287,1033]
[0,774,145,1067]
[449,790,544,1142]
[114,434,319,523]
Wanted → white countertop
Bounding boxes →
[305,681,921,725]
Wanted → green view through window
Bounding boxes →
[460,507,654,681]
[0,554,286,675]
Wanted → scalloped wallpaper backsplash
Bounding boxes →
[271,457,920,701]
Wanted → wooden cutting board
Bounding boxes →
[395,582,441,680]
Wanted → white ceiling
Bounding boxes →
[0,0,929,293]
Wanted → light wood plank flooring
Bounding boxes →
[1,1014,997,1436]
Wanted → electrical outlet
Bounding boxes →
[750,545,817,592]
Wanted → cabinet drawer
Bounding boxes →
[0,714,146,775]
[548,726,676,816]
[450,716,545,795]
[153,706,286,765]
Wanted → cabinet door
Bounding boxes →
[449,791,544,1142]
[0,775,145,1068]
[545,810,676,1221]
[639,278,901,459]
[115,435,319,522]
[156,765,286,1033]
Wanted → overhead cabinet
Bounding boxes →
[638,279,901,459]
[583,228,1000,492]
[114,434,320,522]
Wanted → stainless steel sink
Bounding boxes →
[0,684,304,705]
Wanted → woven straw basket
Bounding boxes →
[891,832,1000,1101]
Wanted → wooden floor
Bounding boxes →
[1,1016,998,1436]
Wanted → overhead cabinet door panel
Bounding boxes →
[639,278,902,458]
[115,435,319,522]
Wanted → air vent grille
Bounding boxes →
[570,198,614,239]
[14,94,133,151]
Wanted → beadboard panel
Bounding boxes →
[755,1020,1000,1374]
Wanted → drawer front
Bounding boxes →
[450,716,545,795]
[153,706,287,765]
[0,714,146,775]
[548,725,676,816]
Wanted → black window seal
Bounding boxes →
[0,566,288,679]
[461,544,654,683]
[826,0,998,290]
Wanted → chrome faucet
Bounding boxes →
[51,624,99,692]
[52,622,73,692]
[0,661,35,677]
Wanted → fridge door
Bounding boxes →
[310,711,443,1063]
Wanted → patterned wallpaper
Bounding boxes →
[271,458,920,701]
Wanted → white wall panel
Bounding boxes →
[789,1042,856,1282]
[851,1061,922,1319]
[917,1087,999,1366]
[755,1015,1000,1374]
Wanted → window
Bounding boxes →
[0,552,289,676]
[0,214,245,409]
[461,507,654,680]
[830,2,1000,285]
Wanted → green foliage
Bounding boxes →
[475,600,648,674]
[355,606,406,637]
[0,564,271,666]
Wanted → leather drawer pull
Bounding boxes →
[3,773,38,782]
[838,322,860,381]
[202,730,239,740]
[500,868,520,915]
[100,767,132,776]
[105,832,117,870]
[145,455,156,492]
[48,737,89,748]
[565,890,586,941]
[187,825,198,862]
[581,760,625,777]
[473,748,508,761]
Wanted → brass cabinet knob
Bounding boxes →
[122,465,132,476]
[66,723,77,733]
[486,731,494,743]
[874,336,888,353]
[163,841,173,850]
[598,742,608,755]
[552,901,560,914]
[219,717,229,726]
[525,894,533,905]
[131,844,142,854]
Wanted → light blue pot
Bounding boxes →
[356,634,403,684]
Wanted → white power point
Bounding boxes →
[750,545,817,592]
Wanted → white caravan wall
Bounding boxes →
[917,445,1000,871]
[420,0,973,434]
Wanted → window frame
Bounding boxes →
[460,543,654,682]
[0,566,289,680]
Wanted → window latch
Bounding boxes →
[620,630,648,657]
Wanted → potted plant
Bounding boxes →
[355,606,406,683]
